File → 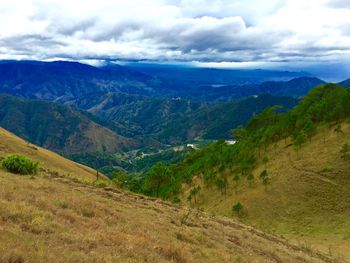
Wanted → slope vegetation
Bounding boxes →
[0,154,333,261]
[0,127,99,180]
[183,123,350,260]
[161,84,350,260]
[0,127,336,262]
[67,92,297,143]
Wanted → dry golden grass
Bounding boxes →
[0,171,334,263]
[183,123,350,262]
[0,127,99,181]
[0,127,334,262]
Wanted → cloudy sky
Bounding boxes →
[0,0,350,75]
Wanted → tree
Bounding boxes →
[216,176,228,195]
[259,170,270,191]
[303,119,315,141]
[204,171,216,187]
[112,172,128,188]
[293,132,305,151]
[231,126,247,141]
[232,202,243,217]
[259,170,268,180]
[262,156,269,167]
[187,186,201,203]
[143,162,172,198]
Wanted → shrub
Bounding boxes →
[1,154,39,175]
[93,179,110,188]
[232,202,243,217]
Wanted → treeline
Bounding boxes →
[117,84,350,201]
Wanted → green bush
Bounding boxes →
[1,154,39,175]
[93,179,110,188]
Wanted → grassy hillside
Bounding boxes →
[0,136,334,262]
[0,94,138,154]
[182,123,350,260]
[0,127,101,181]
[152,83,350,260]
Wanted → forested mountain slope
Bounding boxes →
[66,92,298,143]
[133,83,350,260]
[0,94,138,154]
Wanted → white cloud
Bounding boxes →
[0,0,349,65]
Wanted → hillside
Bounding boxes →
[154,83,350,260]
[340,78,350,88]
[253,77,325,98]
[0,127,334,262]
[0,94,137,154]
[183,123,350,260]
[67,92,297,143]
[0,127,99,180]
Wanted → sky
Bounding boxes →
[0,0,350,79]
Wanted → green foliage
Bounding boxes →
[131,84,350,201]
[259,170,270,190]
[215,176,228,195]
[262,156,269,165]
[112,172,129,188]
[187,186,201,203]
[69,145,194,178]
[1,154,39,175]
[259,170,268,180]
[232,202,243,217]
[204,171,217,187]
[93,179,110,188]
[142,162,178,199]
[293,132,306,150]
[303,118,315,139]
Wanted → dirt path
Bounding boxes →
[287,153,339,186]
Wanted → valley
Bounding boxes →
[2,1,350,262]
[0,60,349,262]
[0,128,333,262]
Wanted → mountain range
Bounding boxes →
[1,60,350,261]
[0,94,138,154]
[0,60,345,173]
[0,60,324,102]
